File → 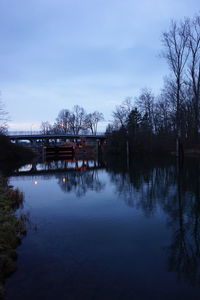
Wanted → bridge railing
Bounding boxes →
[7,131,105,136]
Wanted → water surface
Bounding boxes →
[5,158,200,299]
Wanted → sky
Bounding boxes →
[0,0,199,132]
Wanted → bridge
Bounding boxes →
[7,131,106,145]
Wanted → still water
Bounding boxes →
[5,158,200,299]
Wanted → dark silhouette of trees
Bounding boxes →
[162,19,190,156]
[55,109,71,134]
[112,97,133,129]
[187,16,200,143]
[69,105,87,134]
[40,106,104,135]
[135,88,155,132]
[40,121,52,134]
[105,14,200,157]
[0,98,8,134]
[85,111,104,135]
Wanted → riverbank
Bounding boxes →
[0,134,35,177]
[0,134,34,162]
[0,134,34,298]
[0,177,27,299]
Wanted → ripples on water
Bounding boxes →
[3,158,200,299]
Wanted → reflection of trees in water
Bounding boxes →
[56,169,105,197]
[107,159,200,286]
[165,164,200,286]
[14,159,105,197]
[108,161,177,217]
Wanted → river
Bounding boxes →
[4,157,200,299]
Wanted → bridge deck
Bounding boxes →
[8,133,106,140]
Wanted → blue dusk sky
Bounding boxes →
[0,0,199,131]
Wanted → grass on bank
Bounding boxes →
[0,134,34,299]
[0,177,28,299]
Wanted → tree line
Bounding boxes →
[40,105,104,135]
[0,98,8,134]
[106,15,200,156]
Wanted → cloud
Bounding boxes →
[0,0,199,130]
[8,121,41,131]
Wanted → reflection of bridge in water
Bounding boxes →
[12,159,105,177]
[12,159,106,197]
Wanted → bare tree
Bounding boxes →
[112,97,133,128]
[0,98,8,134]
[56,109,71,133]
[135,88,155,132]
[69,105,86,135]
[85,111,104,134]
[40,105,105,136]
[40,121,52,134]
[162,19,190,156]
[187,16,200,143]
